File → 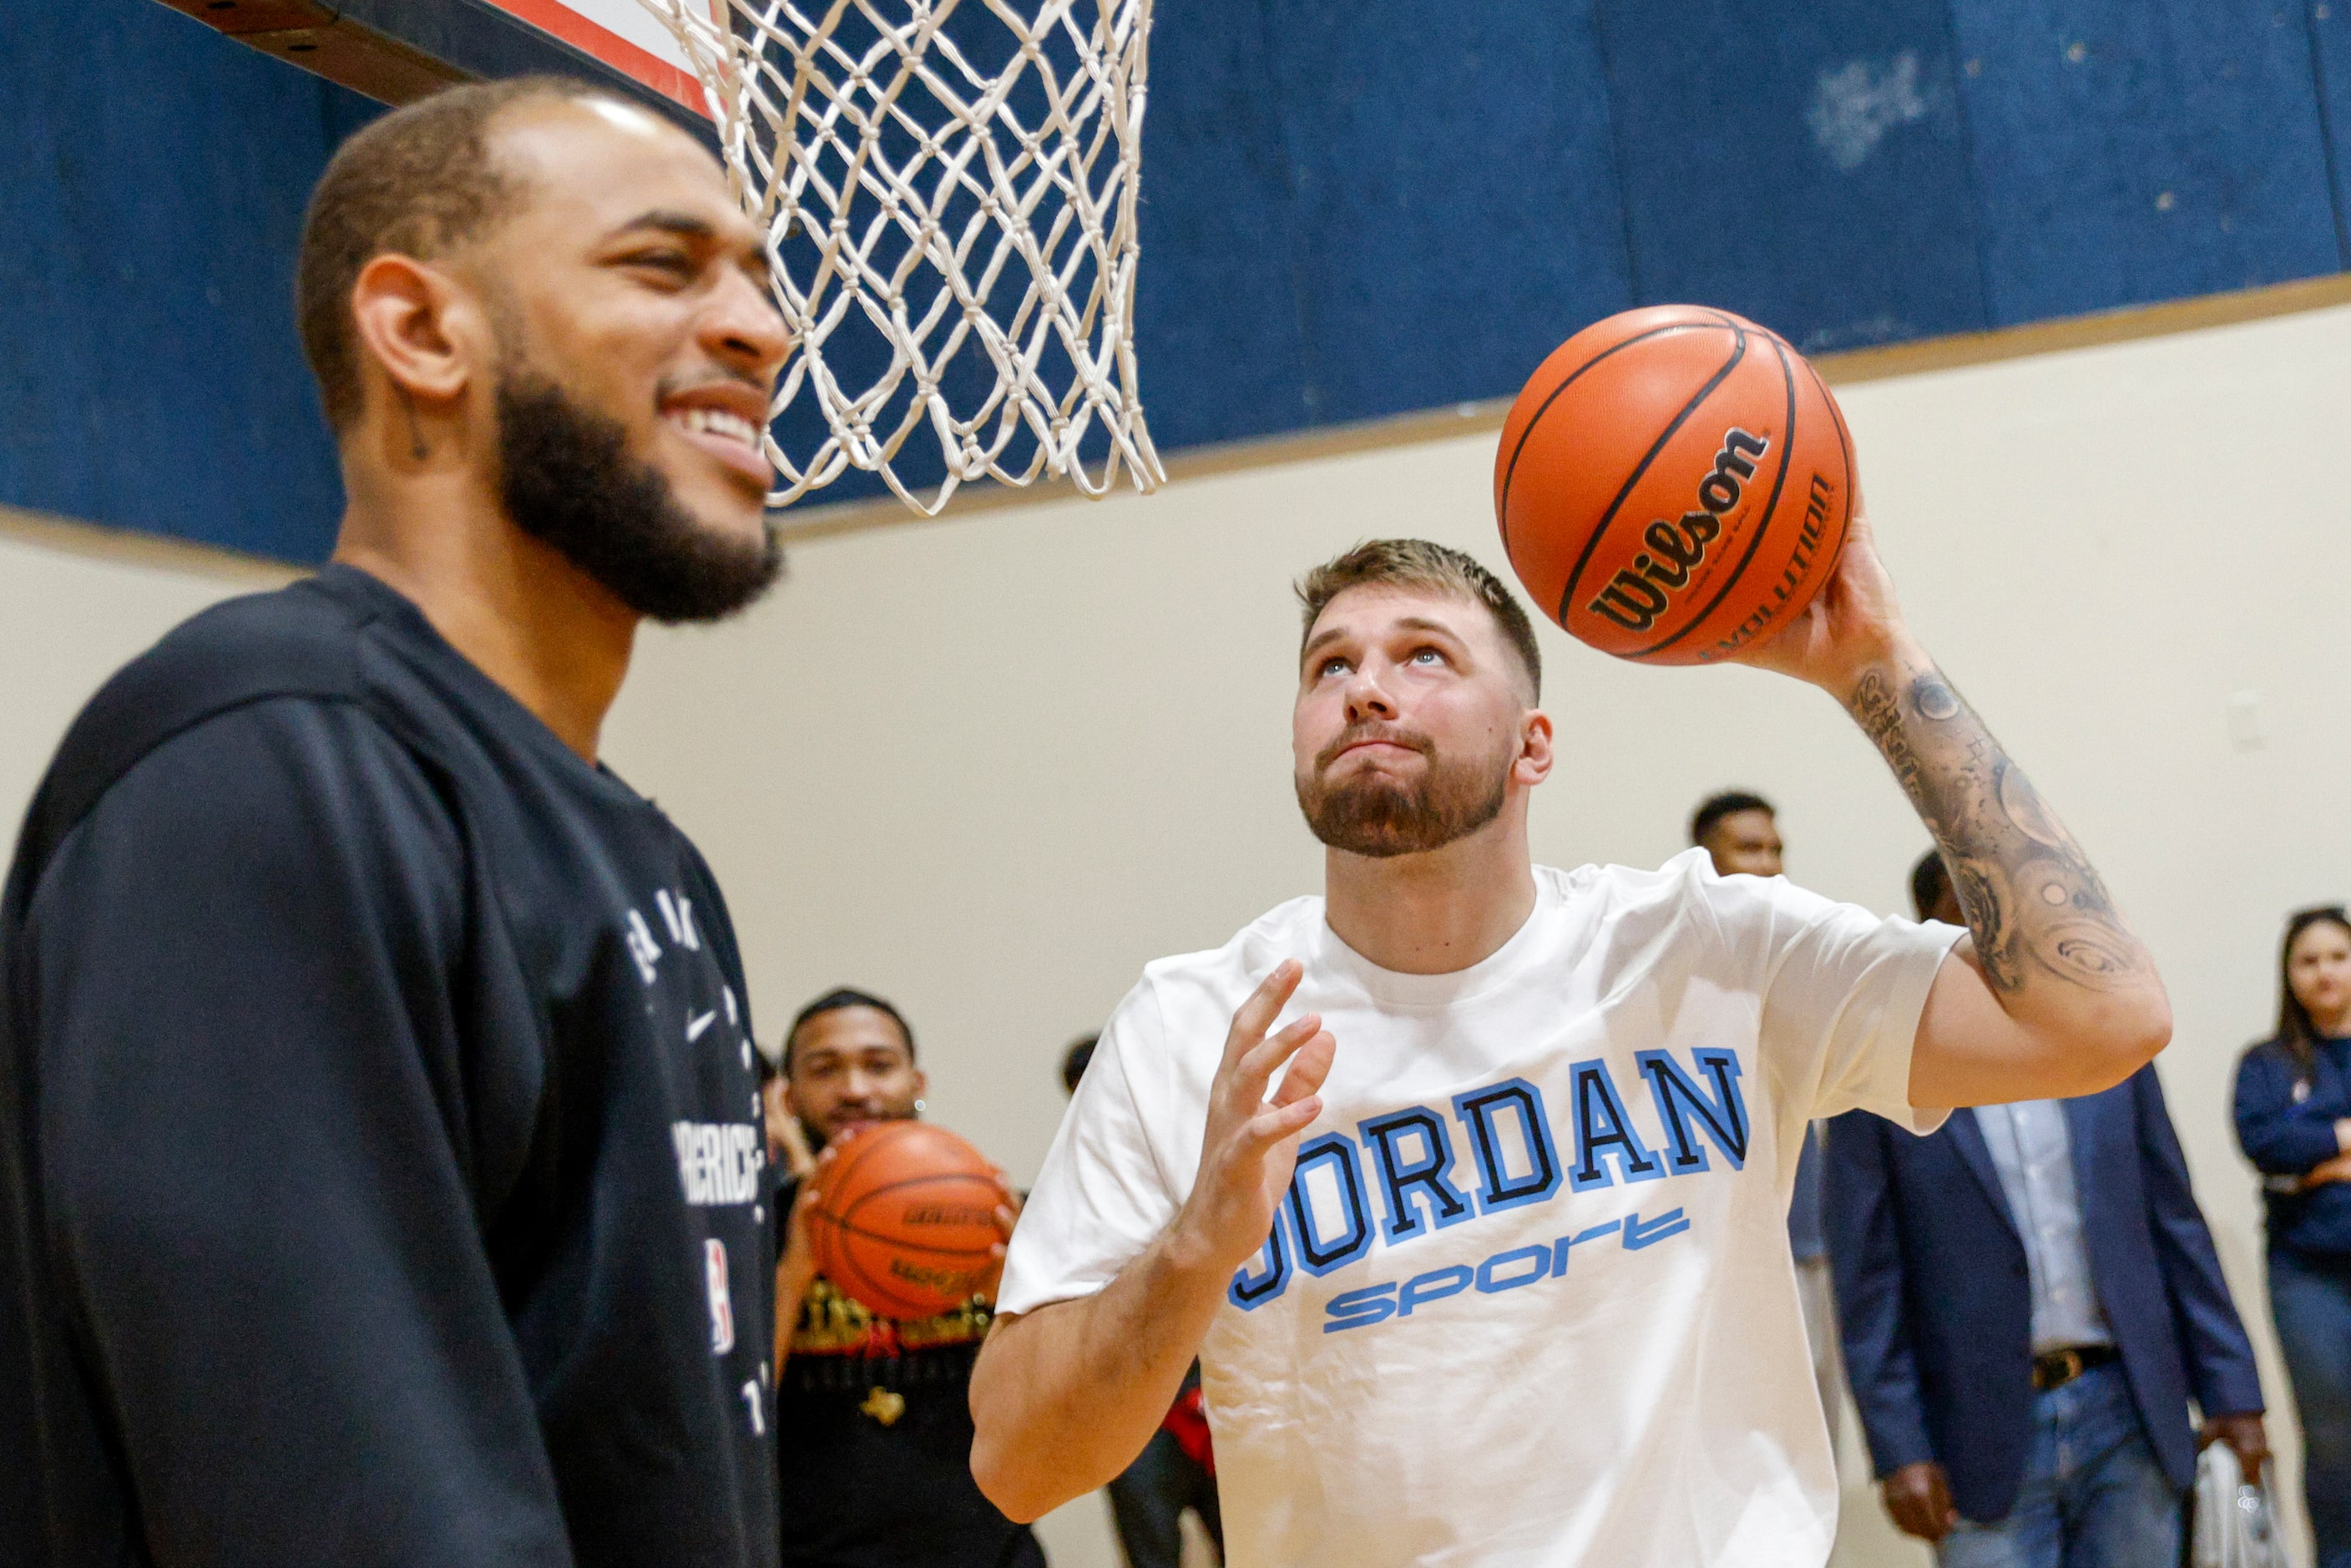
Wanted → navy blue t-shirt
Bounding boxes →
[0,566,777,1566]
[2235,1034,2351,1258]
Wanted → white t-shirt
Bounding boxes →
[999,851,1963,1568]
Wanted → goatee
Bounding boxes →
[1295,724,1509,858]
[496,368,782,624]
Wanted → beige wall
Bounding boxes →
[7,299,2349,1565]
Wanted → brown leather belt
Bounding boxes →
[2030,1344,2118,1392]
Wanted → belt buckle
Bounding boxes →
[2037,1348,2085,1391]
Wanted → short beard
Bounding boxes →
[496,367,781,624]
[1294,725,1511,858]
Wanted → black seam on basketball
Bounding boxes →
[1803,357,1858,539]
[825,1218,997,1257]
[839,1244,919,1316]
[1495,322,1722,555]
[1555,326,1751,624]
[836,1171,1001,1214]
[829,1213,927,1309]
[1634,333,1801,656]
[817,1127,894,1209]
[837,1185,1001,1241]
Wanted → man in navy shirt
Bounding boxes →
[1828,851,2266,1566]
[2,77,789,1566]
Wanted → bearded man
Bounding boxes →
[971,536,2174,1567]
[2,78,786,1565]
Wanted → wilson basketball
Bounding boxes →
[809,1120,1004,1319]
[1493,305,1854,665]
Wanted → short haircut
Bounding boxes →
[1296,539,1542,701]
[784,987,916,1072]
[1690,790,1775,846]
[1910,850,1953,922]
[1060,1035,1098,1095]
[295,75,623,432]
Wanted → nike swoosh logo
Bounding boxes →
[686,1010,718,1043]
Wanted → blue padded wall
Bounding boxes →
[4,0,2347,561]
[0,2,382,561]
[2301,0,2351,259]
[1123,0,1309,452]
[1950,0,2343,323]
[1259,0,1632,432]
[1596,0,1990,352]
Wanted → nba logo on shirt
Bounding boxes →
[705,1238,736,1354]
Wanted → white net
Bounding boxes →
[637,0,1162,514]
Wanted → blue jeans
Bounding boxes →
[1935,1361,2182,1568]
[2271,1250,2351,1567]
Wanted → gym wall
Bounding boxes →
[10,0,2348,551]
[8,294,2348,1565]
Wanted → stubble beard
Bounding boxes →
[1295,726,1512,858]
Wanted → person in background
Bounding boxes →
[2233,903,2351,1568]
[1061,1035,1224,1568]
[1690,791,1784,881]
[1691,790,1839,1450]
[771,989,1035,1568]
[1828,851,2267,1565]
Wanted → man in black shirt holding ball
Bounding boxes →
[3,78,787,1566]
[769,989,1036,1568]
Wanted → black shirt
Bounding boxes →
[773,1176,1039,1568]
[0,566,777,1567]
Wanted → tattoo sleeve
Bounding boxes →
[1846,663,2146,995]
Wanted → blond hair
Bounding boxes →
[1295,539,1541,700]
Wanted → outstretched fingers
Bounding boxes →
[1243,1029,1335,1148]
[1269,1029,1336,1108]
[1221,959,1303,1070]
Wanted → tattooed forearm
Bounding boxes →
[1846,665,2146,997]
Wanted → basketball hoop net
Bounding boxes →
[636,0,1162,514]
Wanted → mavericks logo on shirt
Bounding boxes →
[1230,1047,1747,1331]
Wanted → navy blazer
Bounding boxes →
[1824,1066,2263,1523]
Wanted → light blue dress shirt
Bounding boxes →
[1973,1100,2113,1355]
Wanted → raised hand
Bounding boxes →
[1732,504,1909,699]
[1169,959,1337,1280]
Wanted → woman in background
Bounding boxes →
[2236,905,2351,1566]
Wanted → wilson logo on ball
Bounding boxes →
[1586,428,1768,633]
[1493,304,1852,666]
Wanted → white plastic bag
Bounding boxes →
[2191,1443,2288,1568]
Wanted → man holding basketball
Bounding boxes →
[770,989,1037,1568]
[970,532,2169,1565]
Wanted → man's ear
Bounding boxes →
[348,253,488,411]
[1514,707,1555,787]
[910,1066,930,1102]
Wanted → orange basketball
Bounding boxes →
[809,1120,1004,1320]
[1493,305,1854,665]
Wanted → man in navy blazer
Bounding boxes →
[1825,852,2268,1565]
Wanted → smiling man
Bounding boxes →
[1,79,786,1565]
[970,535,2174,1566]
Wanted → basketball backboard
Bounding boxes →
[152,0,709,117]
